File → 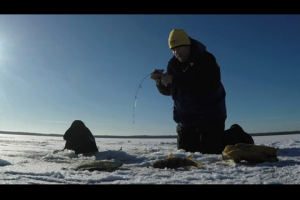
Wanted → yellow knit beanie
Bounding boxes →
[168,29,191,49]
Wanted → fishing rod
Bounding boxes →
[132,70,164,123]
[132,73,151,124]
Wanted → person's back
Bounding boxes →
[150,29,254,154]
[63,120,98,155]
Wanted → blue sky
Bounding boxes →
[0,14,299,136]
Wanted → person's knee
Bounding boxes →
[176,126,200,153]
[197,121,225,154]
[200,133,224,154]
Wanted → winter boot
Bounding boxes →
[224,124,254,146]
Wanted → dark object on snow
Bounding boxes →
[152,153,201,170]
[223,124,254,146]
[62,120,98,155]
[74,160,123,172]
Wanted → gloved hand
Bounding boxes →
[222,143,279,164]
[150,69,164,81]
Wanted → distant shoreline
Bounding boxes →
[0,130,300,138]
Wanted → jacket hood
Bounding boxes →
[188,37,206,60]
[70,120,86,128]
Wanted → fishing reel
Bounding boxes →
[152,69,165,79]
[152,69,164,73]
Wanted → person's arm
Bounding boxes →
[156,77,171,96]
[150,69,171,96]
[63,129,71,140]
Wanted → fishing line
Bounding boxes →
[133,72,152,123]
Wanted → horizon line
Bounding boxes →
[0,130,300,138]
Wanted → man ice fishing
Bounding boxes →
[150,29,254,154]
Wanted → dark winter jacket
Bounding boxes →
[63,120,98,155]
[156,38,227,128]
